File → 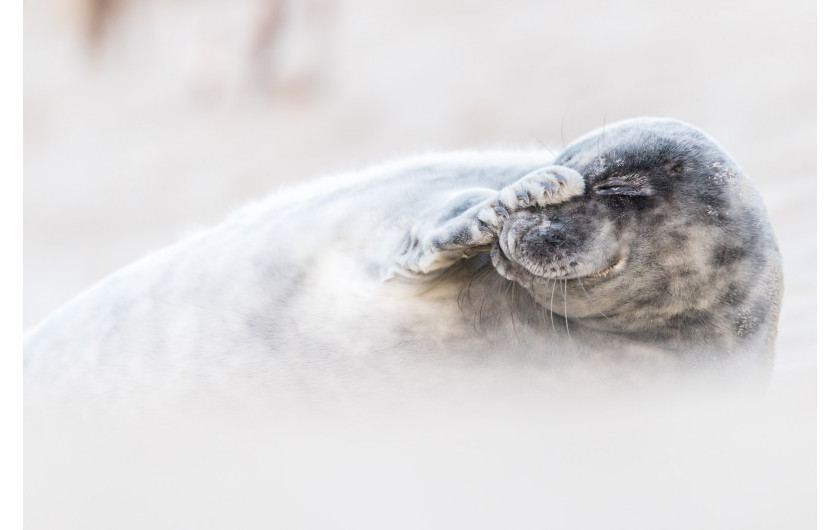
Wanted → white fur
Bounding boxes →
[24,150,567,404]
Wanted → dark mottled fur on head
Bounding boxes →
[486,118,782,367]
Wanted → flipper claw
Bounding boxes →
[493,205,509,218]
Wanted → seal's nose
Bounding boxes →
[518,217,583,260]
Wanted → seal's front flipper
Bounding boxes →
[394,165,585,275]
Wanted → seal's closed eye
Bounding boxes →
[593,174,654,196]
[595,186,651,196]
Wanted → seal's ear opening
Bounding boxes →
[664,160,685,175]
[593,173,655,196]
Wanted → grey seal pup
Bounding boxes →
[24,117,783,403]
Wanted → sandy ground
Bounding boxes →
[23,0,816,528]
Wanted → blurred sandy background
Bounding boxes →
[23,0,816,528]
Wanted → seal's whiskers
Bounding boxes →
[563,279,570,339]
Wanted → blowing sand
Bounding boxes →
[23,0,816,528]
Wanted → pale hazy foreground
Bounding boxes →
[23,1,815,528]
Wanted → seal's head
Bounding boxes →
[491,118,782,364]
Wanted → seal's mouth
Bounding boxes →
[492,239,626,283]
[580,256,626,279]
